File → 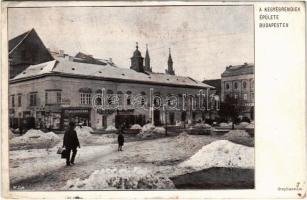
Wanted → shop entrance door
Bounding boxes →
[169,112,175,125]
[102,115,107,129]
[153,109,161,126]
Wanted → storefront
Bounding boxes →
[114,109,145,129]
[61,107,91,130]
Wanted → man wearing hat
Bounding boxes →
[63,121,80,166]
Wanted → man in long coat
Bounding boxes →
[63,121,80,166]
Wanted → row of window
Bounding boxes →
[10,91,62,107]
[10,94,22,107]
[225,80,254,91]
[10,89,212,107]
[226,93,254,101]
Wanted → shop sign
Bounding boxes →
[117,109,134,114]
[63,109,89,115]
[97,109,115,115]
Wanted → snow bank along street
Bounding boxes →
[9,123,255,190]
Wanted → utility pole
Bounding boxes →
[164,104,168,136]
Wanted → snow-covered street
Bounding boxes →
[9,127,254,190]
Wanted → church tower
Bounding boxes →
[130,42,144,73]
[144,44,152,72]
[165,48,175,75]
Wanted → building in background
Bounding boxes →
[9,31,215,130]
[202,79,221,120]
[8,29,54,79]
[221,63,254,120]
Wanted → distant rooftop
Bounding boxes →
[202,79,221,94]
[221,63,254,77]
[49,50,117,67]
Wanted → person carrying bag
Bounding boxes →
[62,121,81,166]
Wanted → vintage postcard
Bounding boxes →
[1,1,305,199]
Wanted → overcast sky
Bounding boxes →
[8,6,254,80]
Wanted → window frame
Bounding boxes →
[17,94,22,107]
[30,93,37,106]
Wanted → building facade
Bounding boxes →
[9,34,215,130]
[221,63,254,120]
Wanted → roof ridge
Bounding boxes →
[9,28,33,55]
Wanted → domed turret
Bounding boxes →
[133,43,142,57]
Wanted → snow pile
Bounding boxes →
[9,129,16,139]
[179,140,254,171]
[225,130,250,137]
[75,126,92,138]
[153,127,166,134]
[236,122,250,128]
[63,167,174,190]
[174,132,200,152]
[130,124,142,130]
[137,124,166,139]
[245,123,255,129]
[10,129,60,149]
[219,122,230,127]
[193,123,211,128]
[82,126,94,132]
[106,125,117,131]
[141,123,155,132]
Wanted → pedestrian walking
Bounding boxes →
[63,121,80,166]
[117,125,125,151]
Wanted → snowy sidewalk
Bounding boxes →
[9,144,122,184]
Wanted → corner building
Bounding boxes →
[9,34,214,130]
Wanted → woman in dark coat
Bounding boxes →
[63,121,80,166]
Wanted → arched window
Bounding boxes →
[167,93,177,107]
[96,89,103,94]
[140,92,146,106]
[126,91,132,105]
[153,92,161,107]
[95,89,103,105]
[117,91,123,106]
[226,83,230,90]
[243,81,247,89]
[106,89,113,105]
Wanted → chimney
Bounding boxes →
[109,58,113,63]
[59,50,64,57]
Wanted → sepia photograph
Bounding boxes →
[6,5,255,191]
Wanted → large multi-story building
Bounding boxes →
[221,63,255,120]
[8,31,215,130]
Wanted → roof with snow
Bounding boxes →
[221,63,254,77]
[12,59,213,89]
